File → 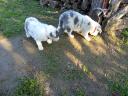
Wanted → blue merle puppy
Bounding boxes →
[57,10,102,41]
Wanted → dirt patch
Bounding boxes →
[0,36,43,95]
[0,34,127,96]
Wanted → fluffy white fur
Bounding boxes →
[24,17,59,50]
[57,10,102,41]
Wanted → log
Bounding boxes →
[123,0,128,3]
[81,0,89,10]
[108,0,122,17]
[91,0,103,10]
[114,18,128,30]
[105,5,128,31]
[50,1,59,8]
[112,5,128,19]
[40,0,91,13]
[89,0,108,23]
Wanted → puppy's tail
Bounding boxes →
[24,18,31,38]
[24,17,37,32]
[24,19,29,33]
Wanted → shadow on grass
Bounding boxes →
[39,32,128,95]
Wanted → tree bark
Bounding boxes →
[105,5,128,32]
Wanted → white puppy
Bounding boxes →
[24,17,59,50]
[57,10,102,41]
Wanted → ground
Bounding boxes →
[0,0,128,96]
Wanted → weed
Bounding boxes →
[108,76,128,96]
[74,87,86,96]
[121,28,128,45]
[13,77,44,96]
[42,52,61,77]
[121,28,128,37]
[63,69,84,80]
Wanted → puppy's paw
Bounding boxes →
[91,32,98,36]
[38,46,44,51]
[26,32,30,38]
[84,36,91,41]
[69,35,74,38]
[92,33,98,36]
[53,37,59,42]
[86,37,91,41]
[47,39,52,44]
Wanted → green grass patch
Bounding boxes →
[63,69,84,80]
[42,52,62,77]
[74,87,86,96]
[59,87,86,96]
[121,28,128,45]
[108,76,128,96]
[13,77,44,96]
[0,0,59,37]
[121,28,128,37]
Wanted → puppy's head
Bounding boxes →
[50,31,59,41]
[49,25,59,41]
[90,23,102,36]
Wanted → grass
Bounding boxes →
[13,77,44,96]
[74,87,86,96]
[41,43,86,80]
[63,68,85,80]
[59,87,86,96]
[108,75,128,96]
[43,53,85,80]
[121,28,128,45]
[0,0,59,37]
[0,0,128,96]
[42,51,62,77]
[108,27,128,96]
[121,28,128,38]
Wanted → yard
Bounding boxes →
[0,0,128,96]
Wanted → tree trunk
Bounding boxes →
[105,3,128,32]
[89,0,128,36]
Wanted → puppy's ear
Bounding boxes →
[50,32,54,37]
[56,31,59,37]
[56,30,63,36]
[57,26,64,34]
